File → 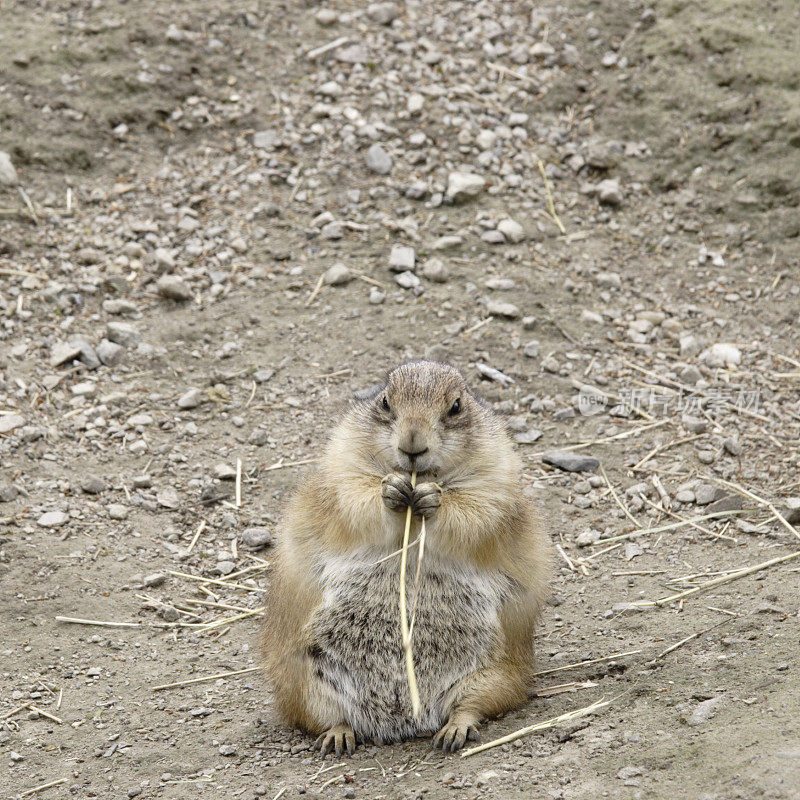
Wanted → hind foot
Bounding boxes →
[432,714,480,753]
[312,723,356,758]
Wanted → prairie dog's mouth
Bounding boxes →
[395,456,437,478]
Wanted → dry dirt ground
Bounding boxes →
[2,1,800,799]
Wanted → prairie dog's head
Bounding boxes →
[353,361,498,478]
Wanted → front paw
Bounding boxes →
[381,472,413,512]
[412,482,442,518]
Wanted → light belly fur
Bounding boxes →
[307,548,512,742]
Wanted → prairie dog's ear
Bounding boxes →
[353,365,394,402]
[353,382,384,402]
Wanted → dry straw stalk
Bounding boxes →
[461,697,612,757]
[399,470,422,718]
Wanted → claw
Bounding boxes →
[382,473,413,512]
[411,482,442,518]
[312,724,356,759]
[432,719,480,753]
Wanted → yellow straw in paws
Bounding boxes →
[399,469,421,718]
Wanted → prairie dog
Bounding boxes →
[261,361,550,755]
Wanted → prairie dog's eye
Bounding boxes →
[382,396,390,412]
[449,398,461,416]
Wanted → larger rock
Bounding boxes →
[422,258,449,283]
[783,497,800,524]
[106,322,141,348]
[394,271,420,289]
[586,141,620,170]
[702,343,741,368]
[445,171,486,203]
[365,144,393,175]
[50,341,82,367]
[694,484,723,505]
[154,247,175,273]
[687,697,723,726]
[37,511,69,528]
[0,151,18,185]
[0,485,19,503]
[81,475,107,494]
[497,218,526,243]
[542,451,600,472]
[96,339,125,366]
[389,245,415,272]
[323,263,352,285]
[706,495,743,515]
[486,300,520,319]
[177,388,203,409]
[68,336,101,370]
[366,2,398,24]
[597,179,623,206]
[240,527,275,550]
[157,275,192,301]
[0,414,25,434]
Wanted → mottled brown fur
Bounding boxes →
[261,361,550,754]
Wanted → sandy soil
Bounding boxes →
[1,1,799,799]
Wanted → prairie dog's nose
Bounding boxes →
[399,446,429,463]
[398,427,428,459]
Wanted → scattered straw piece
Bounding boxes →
[153,666,261,692]
[1,702,31,720]
[708,476,800,542]
[19,778,68,798]
[399,470,422,718]
[461,697,611,757]
[262,457,318,472]
[318,775,345,791]
[186,520,207,554]
[488,61,539,87]
[29,705,63,724]
[55,616,141,628]
[593,510,749,545]
[536,159,566,234]
[18,186,39,225]
[533,680,598,697]
[631,434,701,472]
[528,420,668,457]
[305,273,325,307]
[193,607,265,633]
[649,619,733,663]
[632,549,800,608]
[166,570,262,593]
[235,458,243,508]
[599,465,641,528]
[0,267,42,278]
[533,649,641,678]
[555,543,576,572]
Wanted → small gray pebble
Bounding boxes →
[96,339,125,366]
[81,475,107,494]
[0,485,19,502]
[723,437,742,456]
[178,388,203,409]
[240,527,275,549]
[365,143,393,175]
[157,274,192,301]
